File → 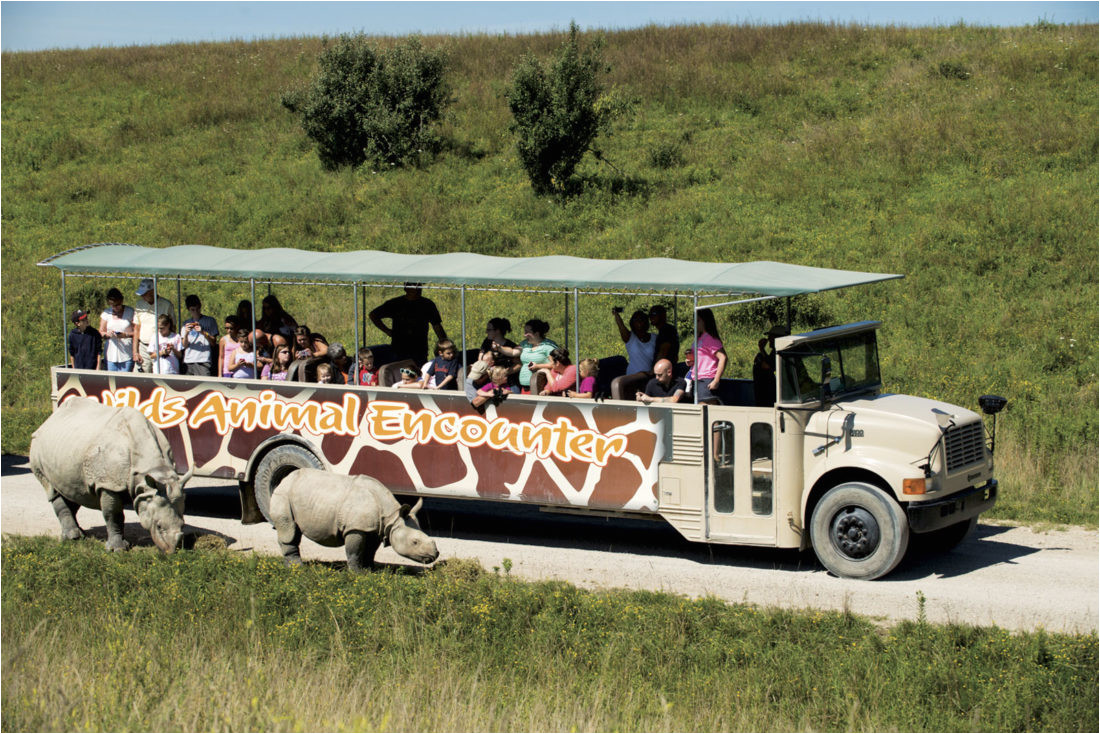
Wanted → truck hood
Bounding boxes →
[839,393,982,430]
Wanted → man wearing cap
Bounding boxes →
[753,324,789,407]
[181,294,219,376]
[132,279,174,373]
[369,282,447,366]
[68,310,102,370]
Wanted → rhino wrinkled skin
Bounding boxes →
[270,468,439,571]
[29,397,192,553]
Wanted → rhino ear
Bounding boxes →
[145,475,158,490]
[399,503,411,517]
[134,491,156,529]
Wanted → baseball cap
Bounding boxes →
[71,309,89,323]
[136,278,154,296]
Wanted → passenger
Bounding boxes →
[752,326,789,407]
[133,279,174,373]
[69,309,102,370]
[218,315,241,377]
[464,348,496,401]
[564,359,599,399]
[315,363,335,384]
[152,314,183,375]
[236,300,254,330]
[228,328,256,379]
[422,339,461,390]
[262,344,293,381]
[471,366,512,409]
[649,305,679,363]
[537,348,577,397]
[496,319,557,393]
[328,343,351,384]
[99,288,135,372]
[252,329,273,375]
[637,359,687,404]
[480,318,515,361]
[180,295,219,377]
[686,308,727,405]
[356,347,379,386]
[258,295,298,349]
[292,325,329,359]
[369,281,447,366]
[614,308,657,375]
[397,366,423,389]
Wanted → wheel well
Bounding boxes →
[804,468,895,528]
[244,435,325,485]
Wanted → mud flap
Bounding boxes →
[238,480,264,524]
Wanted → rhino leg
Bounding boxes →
[49,495,85,541]
[99,491,130,552]
[278,526,303,567]
[344,531,377,574]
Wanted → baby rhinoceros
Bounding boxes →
[270,469,439,572]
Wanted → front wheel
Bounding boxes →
[810,482,909,580]
[252,443,324,523]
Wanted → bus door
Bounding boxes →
[706,406,777,544]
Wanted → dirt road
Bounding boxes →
[3,454,1095,633]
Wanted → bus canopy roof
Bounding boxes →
[40,244,902,297]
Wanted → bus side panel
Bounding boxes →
[52,369,666,513]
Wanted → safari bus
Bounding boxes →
[40,243,1002,579]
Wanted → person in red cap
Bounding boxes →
[68,309,102,370]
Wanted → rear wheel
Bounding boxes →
[253,444,324,523]
[810,482,909,580]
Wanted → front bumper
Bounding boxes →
[906,480,998,534]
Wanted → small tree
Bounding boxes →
[508,22,621,194]
[283,35,449,170]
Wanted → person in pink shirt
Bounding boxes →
[564,358,599,399]
[537,348,577,396]
[686,308,727,404]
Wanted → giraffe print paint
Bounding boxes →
[53,371,666,513]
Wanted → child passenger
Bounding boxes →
[564,359,599,399]
[422,339,461,390]
[229,328,256,379]
[398,366,423,388]
[262,345,293,380]
[316,363,334,384]
[218,315,241,377]
[356,347,379,386]
[153,314,183,375]
[472,366,512,409]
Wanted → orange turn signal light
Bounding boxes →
[902,478,927,495]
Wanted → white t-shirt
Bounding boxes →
[625,332,657,375]
[153,332,183,374]
[101,306,135,363]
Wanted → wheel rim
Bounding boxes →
[829,506,881,560]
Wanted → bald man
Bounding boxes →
[637,359,687,404]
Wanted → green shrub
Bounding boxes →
[282,35,450,170]
[508,22,625,194]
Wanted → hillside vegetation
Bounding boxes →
[1,23,1096,525]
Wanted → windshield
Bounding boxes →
[779,330,881,404]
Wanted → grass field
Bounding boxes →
[2,536,1097,731]
[1,23,1096,525]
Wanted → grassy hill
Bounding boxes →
[2,23,1096,525]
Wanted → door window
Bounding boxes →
[712,421,735,513]
[750,422,773,515]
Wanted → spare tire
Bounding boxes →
[253,443,324,523]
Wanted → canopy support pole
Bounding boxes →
[563,292,569,352]
[176,277,182,337]
[60,271,68,367]
[250,279,256,371]
[460,285,467,376]
[786,297,792,331]
[692,293,699,405]
[353,283,360,385]
[152,277,161,373]
[573,288,580,392]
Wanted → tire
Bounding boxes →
[810,481,910,580]
[253,443,324,523]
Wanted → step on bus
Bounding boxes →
[39,244,1002,579]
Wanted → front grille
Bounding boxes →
[944,421,987,473]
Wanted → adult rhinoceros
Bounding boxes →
[29,397,193,553]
